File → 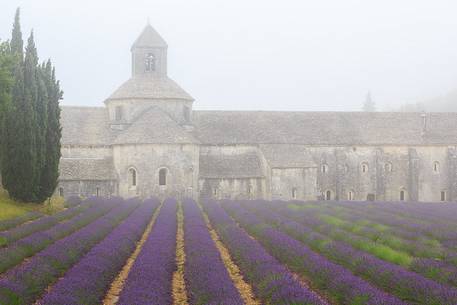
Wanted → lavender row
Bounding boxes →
[202,200,325,305]
[39,198,159,305]
[117,198,178,305]
[0,211,43,232]
[0,196,92,247]
[0,197,138,304]
[0,197,115,273]
[224,200,405,305]
[182,198,243,305]
[248,200,457,304]
[274,201,457,284]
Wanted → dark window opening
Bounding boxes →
[159,168,167,186]
[292,188,298,199]
[145,53,155,72]
[400,190,405,201]
[129,168,137,187]
[441,191,446,202]
[96,187,100,197]
[59,187,64,197]
[325,190,331,200]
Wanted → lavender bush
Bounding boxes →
[117,198,178,305]
[223,200,406,305]
[0,196,97,246]
[0,211,43,232]
[0,197,115,273]
[202,200,326,305]
[245,200,457,304]
[182,198,243,304]
[39,198,159,305]
[0,197,137,304]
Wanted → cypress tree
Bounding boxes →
[2,8,63,203]
[6,32,39,202]
[1,8,25,200]
[10,8,23,61]
[37,61,62,201]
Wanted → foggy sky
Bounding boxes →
[1,0,457,111]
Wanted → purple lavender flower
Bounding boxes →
[39,198,159,305]
[182,198,243,305]
[117,198,178,305]
[202,200,326,305]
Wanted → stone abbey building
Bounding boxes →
[59,25,457,202]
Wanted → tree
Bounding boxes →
[37,61,62,201]
[362,91,376,112]
[1,9,63,203]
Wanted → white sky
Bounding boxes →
[1,0,457,111]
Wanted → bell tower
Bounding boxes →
[131,24,168,77]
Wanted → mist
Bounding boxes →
[1,0,457,111]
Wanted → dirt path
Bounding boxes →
[172,202,188,305]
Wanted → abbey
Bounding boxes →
[59,25,457,202]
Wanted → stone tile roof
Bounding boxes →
[260,144,316,168]
[59,158,117,181]
[131,24,167,50]
[105,76,193,102]
[199,152,264,178]
[193,111,457,145]
[114,107,200,144]
[60,106,118,146]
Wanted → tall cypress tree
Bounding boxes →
[2,9,63,202]
[7,32,39,202]
[1,8,25,200]
[38,61,62,200]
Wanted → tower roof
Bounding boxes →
[131,24,167,50]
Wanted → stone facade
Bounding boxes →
[58,25,457,202]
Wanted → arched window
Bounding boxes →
[441,191,446,202]
[145,53,155,72]
[385,162,393,172]
[115,106,123,121]
[321,163,329,173]
[96,187,100,197]
[400,189,406,201]
[325,190,332,201]
[59,187,64,197]
[361,162,369,173]
[292,188,298,199]
[128,168,137,188]
[159,168,167,186]
[348,190,354,201]
[213,188,218,198]
[433,161,440,173]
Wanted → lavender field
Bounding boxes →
[0,198,456,305]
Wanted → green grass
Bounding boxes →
[0,188,65,222]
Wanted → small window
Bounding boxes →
[325,190,332,201]
[348,190,354,201]
[96,187,100,197]
[385,162,393,172]
[213,188,218,197]
[321,163,329,173]
[292,188,298,199]
[400,190,406,201]
[145,53,155,72]
[433,161,440,173]
[441,191,446,202]
[128,168,137,188]
[115,106,123,121]
[59,187,64,197]
[159,168,167,186]
[361,162,369,173]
